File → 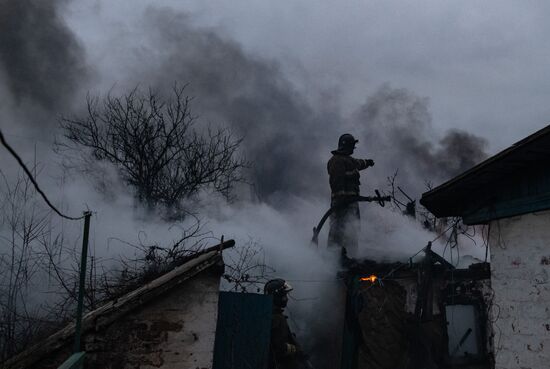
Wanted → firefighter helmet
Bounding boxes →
[264,278,293,296]
[334,133,358,155]
[265,278,292,308]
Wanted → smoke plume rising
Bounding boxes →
[0,0,88,114]
[355,85,488,196]
[0,2,488,202]
[0,2,492,365]
[125,8,334,201]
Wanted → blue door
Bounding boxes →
[213,291,273,369]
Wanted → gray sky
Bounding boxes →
[2,0,550,195]
[59,0,550,153]
[189,0,550,151]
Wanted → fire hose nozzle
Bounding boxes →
[374,189,391,207]
[310,190,391,245]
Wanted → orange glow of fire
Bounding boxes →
[360,275,378,283]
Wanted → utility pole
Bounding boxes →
[73,211,92,353]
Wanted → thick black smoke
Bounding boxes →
[126,8,340,202]
[0,0,87,113]
[121,9,487,203]
[435,129,488,177]
[0,2,488,204]
[355,85,488,197]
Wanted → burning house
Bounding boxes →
[421,124,550,368]
[12,117,548,368]
[1,240,495,369]
[332,257,493,369]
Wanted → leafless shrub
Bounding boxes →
[90,218,212,303]
[57,84,248,218]
[0,169,57,361]
[0,170,254,360]
[222,240,274,293]
[383,169,481,264]
[385,169,417,217]
[0,166,259,362]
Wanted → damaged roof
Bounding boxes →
[421,124,550,223]
[3,240,234,369]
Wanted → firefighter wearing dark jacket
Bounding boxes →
[327,133,374,256]
[265,279,309,369]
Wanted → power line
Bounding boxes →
[0,131,54,145]
[0,129,86,221]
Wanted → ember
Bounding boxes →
[360,274,378,283]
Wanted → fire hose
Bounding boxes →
[311,190,391,245]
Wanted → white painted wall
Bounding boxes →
[489,210,550,369]
[150,272,220,369]
[84,270,220,369]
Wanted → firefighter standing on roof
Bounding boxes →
[327,134,374,256]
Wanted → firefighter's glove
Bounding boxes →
[285,343,298,355]
[366,159,375,167]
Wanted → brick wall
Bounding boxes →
[489,210,550,369]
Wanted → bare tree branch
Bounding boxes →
[57,84,248,219]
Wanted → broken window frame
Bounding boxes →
[441,284,490,367]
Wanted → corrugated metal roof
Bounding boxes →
[420,124,550,218]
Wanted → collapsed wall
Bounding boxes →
[356,280,410,369]
[340,260,492,369]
